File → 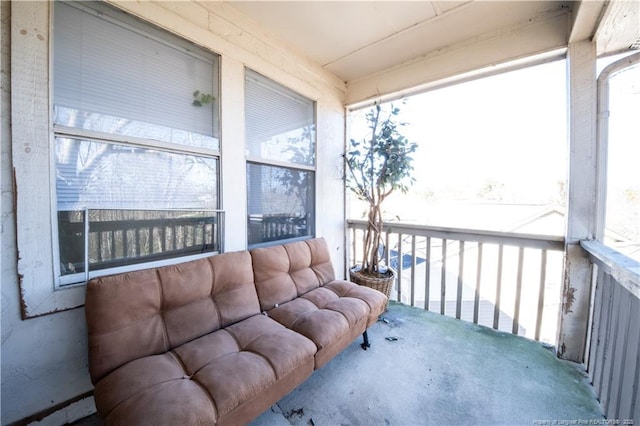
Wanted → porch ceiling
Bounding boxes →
[225,0,639,103]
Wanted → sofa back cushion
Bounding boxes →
[251,238,336,311]
[85,250,259,383]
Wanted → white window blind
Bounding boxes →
[53,2,219,149]
[245,70,315,166]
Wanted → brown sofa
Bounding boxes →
[85,238,387,425]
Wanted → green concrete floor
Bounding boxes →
[252,302,603,425]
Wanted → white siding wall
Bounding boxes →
[0,1,346,423]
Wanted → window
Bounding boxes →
[244,70,316,247]
[600,58,640,262]
[53,2,221,285]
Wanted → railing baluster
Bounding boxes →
[384,232,391,270]
[512,247,524,335]
[587,268,604,384]
[350,228,356,269]
[474,242,483,324]
[135,227,141,257]
[110,229,115,260]
[151,226,156,254]
[410,235,416,306]
[535,249,547,341]
[84,209,89,281]
[596,273,614,401]
[424,237,431,311]
[215,220,220,250]
[123,229,129,257]
[613,296,632,418]
[194,224,198,247]
[97,231,103,262]
[397,233,403,302]
[147,226,151,254]
[493,244,504,330]
[456,241,465,319]
[603,282,622,413]
[441,239,447,315]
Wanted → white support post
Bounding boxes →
[558,41,598,363]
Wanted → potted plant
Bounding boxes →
[345,103,417,302]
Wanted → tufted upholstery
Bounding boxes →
[92,315,315,425]
[251,238,387,368]
[86,250,316,425]
[85,238,387,425]
[86,250,262,382]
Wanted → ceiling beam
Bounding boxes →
[569,0,607,44]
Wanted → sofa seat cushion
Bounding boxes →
[93,353,217,425]
[267,286,369,368]
[94,314,316,425]
[323,280,387,328]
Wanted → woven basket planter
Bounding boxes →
[349,267,395,309]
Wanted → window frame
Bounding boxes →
[595,52,640,260]
[244,68,318,249]
[11,1,222,318]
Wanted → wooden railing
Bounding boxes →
[58,209,223,279]
[582,240,640,421]
[248,214,309,245]
[347,220,565,343]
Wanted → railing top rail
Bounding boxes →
[347,219,565,251]
[581,240,640,299]
[82,208,225,213]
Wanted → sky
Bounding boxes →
[349,59,568,208]
[348,55,639,248]
[401,60,567,200]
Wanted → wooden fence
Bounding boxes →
[582,240,640,421]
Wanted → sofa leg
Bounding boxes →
[361,331,371,350]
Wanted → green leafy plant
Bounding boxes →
[192,90,215,107]
[345,103,417,276]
